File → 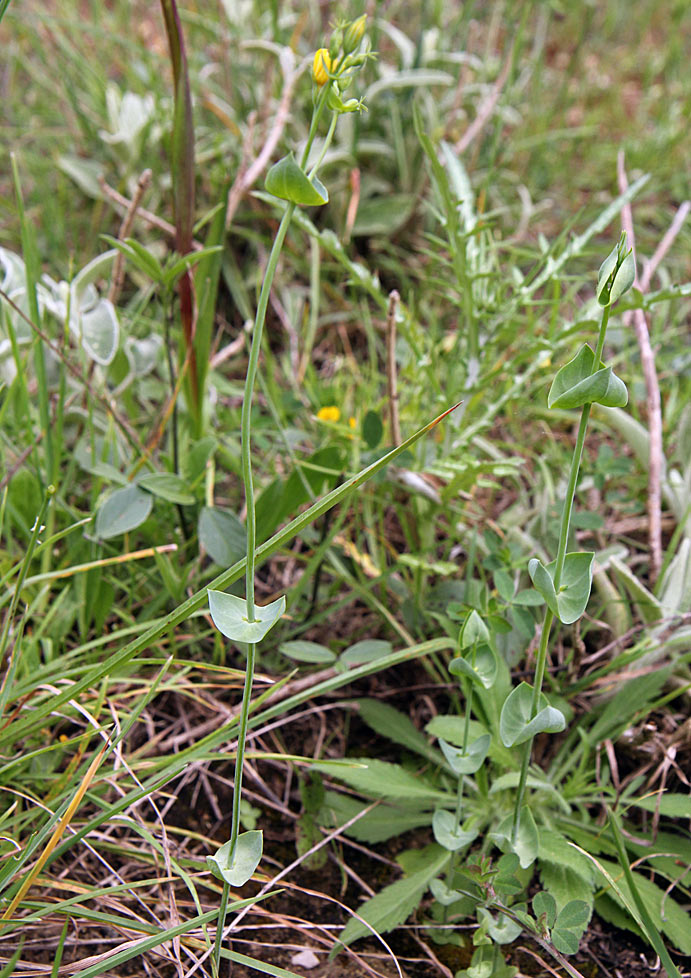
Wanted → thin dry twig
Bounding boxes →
[386,290,402,447]
[617,152,664,582]
[453,45,513,155]
[98,176,202,249]
[108,168,152,303]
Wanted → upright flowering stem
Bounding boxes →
[511,302,611,843]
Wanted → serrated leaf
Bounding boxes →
[538,830,595,884]
[338,847,450,946]
[548,344,628,410]
[95,485,153,539]
[432,809,478,851]
[539,861,595,913]
[279,640,336,664]
[499,682,565,748]
[449,644,497,689]
[321,791,430,844]
[208,591,285,644]
[439,735,490,775]
[492,807,539,869]
[138,472,195,505]
[357,699,443,764]
[206,830,262,886]
[198,506,247,567]
[265,153,328,206]
[311,758,449,804]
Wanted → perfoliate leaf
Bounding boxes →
[548,344,628,410]
[477,907,524,945]
[528,552,594,625]
[439,735,490,774]
[449,643,498,689]
[265,153,328,206]
[206,830,262,886]
[432,809,478,851]
[459,610,490,648]
[492,807,539,869]
[208,591,285,643]
[499,682,566,748]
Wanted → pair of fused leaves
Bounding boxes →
[208,590,286,644]
[449,609,499,690]
[548,343,628,411]
[432,809,478,852]
[532,891,590,955]
[207,829,262,887]
[265,153,328,207]
[500,682,566,750]
[528,552,594,625]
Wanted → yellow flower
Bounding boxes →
[317,405,341,422]
[348,416,356,429]
[312,48,333,86]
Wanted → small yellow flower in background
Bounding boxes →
[59,734,69,743]
[317,405,341,422]
[312,48,333,86]
[348,416,356,429]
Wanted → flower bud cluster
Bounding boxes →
[596,231,636,306]
[311,14,373,114]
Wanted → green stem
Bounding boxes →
[241,204,295,621]
[511,302,611,842]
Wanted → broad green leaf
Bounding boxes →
[101,234,164,282]
[208,591,286,644]
[627,794,691,819]
[529,552,594,625]
[338,846,450,946]
[279,640,336,664]
[340,639,392,667]
[439,735,490,774]
[492,807,539,868]
[138,472,195,505]
[357,699,443,765]
[95,485,153,539]
[425,716,488,748]
[499,682,565,748]
[265,153,328,206]
[310,758,449,805]
[207,830,262,886]
[198,506,247,567]
[362,409,383,449]
[432,809,478,851]
[548,344,628,410]
[538,830,595,885]
[449,644,497,689]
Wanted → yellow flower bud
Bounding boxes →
[343,14,367,54]
[312,48,333,86]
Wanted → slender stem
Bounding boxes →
[241,204,295,620]
[307,111,338,178]
[511,302,611,842]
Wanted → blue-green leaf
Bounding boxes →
[439,735,490,774]
[499,682,565,748]
[492,807,539,869]
[432,809,478,851]
[95,485,153,539]
[138,472,195,505]
[207,830,262,886]
[265,153,328,206]
[529,552,594,625]
[208,591,285,643]
[449,643,497,689]
[548,344,628,410]
[279,640,336,664]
